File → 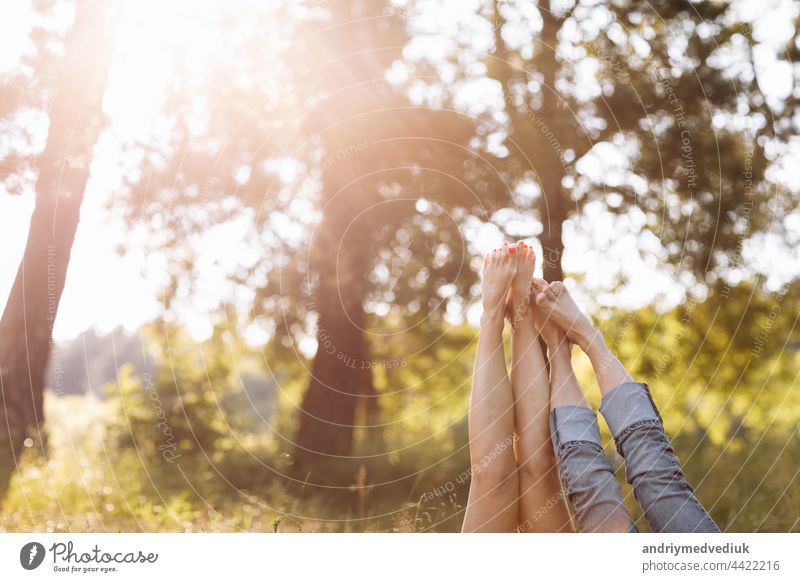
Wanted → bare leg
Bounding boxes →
[507,247,571,532]
[530,281,589,412]
[533,281,631,396]
[462,247,520,532]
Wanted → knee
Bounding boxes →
[518,454,557,483]
[471,461,518,491]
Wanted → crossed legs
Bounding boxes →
[464,258,718,533]
[463,243,571,532]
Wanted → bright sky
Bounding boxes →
[0,0,798,342]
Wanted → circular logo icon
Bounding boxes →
[20,542,46,570]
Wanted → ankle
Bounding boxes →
[480,308,506,331]
[578,327,605,358]
[507,295,531,325]
[508,306,533,332]
[546,337,571,359]
[547,345,573,379]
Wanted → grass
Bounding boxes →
[0,395,426,532]
[1,393,798,532]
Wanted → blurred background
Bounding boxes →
[0,0,798,532]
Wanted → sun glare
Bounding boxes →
[106,0,225,138]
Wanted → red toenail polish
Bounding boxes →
[509,248,516,254]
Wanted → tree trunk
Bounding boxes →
[537,0,567,284]
[539,172,567,283]
[292,286,373,485]
[287,2,411,488]
[538,173,566,361]
[0,0,117,494]
[291,234,375,484]
[291,157,375,485]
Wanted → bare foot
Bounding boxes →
[481,245,518,327]
[534,281,602,353]
[530,279,569,352]
[506,241,535,329]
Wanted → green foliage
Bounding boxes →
[102,324,286,491]
[586,282,800,443]
[105,338,229,468]
[3,288,797,531]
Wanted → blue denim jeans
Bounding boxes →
[551,382,719,533]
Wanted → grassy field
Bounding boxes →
[1,390,798,533]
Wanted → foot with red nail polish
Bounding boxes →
[480,245,518,326]
[506,242,535,328]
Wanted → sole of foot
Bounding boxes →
[534,281,601,353]
[530,279,570,351]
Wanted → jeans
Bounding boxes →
[550,382,719,533]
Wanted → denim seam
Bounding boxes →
[600,382,665,433]
[640,383,665,425]
[557,440,605,460]
[614,418,663,456]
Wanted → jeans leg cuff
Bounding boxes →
[550,406,602,452]
[599,381,661,440]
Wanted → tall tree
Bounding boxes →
[287,2,490,482]
[0,0,118,491]
[118,1,501,485]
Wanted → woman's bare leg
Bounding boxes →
[507,247,572,532]
[462,247,520,532]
